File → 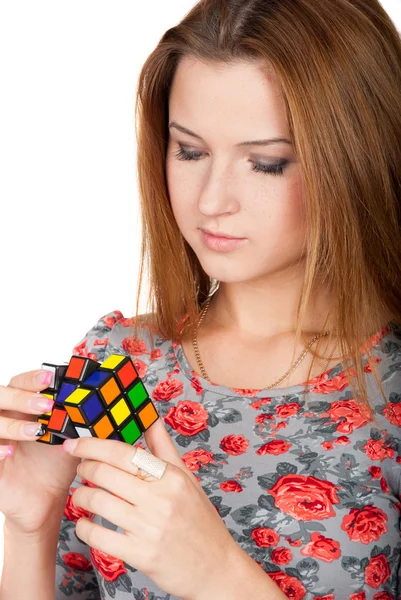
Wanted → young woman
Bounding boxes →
[1,0,401,598]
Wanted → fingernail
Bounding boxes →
[35,370,53,386]
[0,445,14,458]
[23,422,47,437]
[62,439,78,453]
[29,396,54,412]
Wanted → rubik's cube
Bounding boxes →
[35,353,159,445]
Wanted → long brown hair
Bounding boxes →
[130,0,401,413]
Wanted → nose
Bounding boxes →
[197,162,240,217]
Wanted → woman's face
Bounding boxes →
[166,56,306,285]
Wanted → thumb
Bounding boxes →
[143,416,200,485]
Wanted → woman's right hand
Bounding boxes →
[0,368,82,535]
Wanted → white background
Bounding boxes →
[0,0,400,585]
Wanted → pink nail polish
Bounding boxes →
[43,371,53,385]
[0,445,14,458]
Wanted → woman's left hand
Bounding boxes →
[62,417,240,600]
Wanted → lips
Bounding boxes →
[200,230,247,252]
[200,229,244,240]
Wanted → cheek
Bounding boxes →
[166,159,193,225]
[252,177,306,244]
[169,197,193,237]
[168,184,198,236]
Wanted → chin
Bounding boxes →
[195,257,256,283]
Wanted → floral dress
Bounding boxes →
[55,310,401,600]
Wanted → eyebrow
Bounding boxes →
[168,121,292,147]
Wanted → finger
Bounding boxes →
[63,437,175,485]
[0,370,53,449]
[144,418,200,485]
[0,445,14,460]
[0,382,55,442]
[72,485,135,533]
[0,413,48,441]
[77,459,156,507]
[0,383,55,416]
[75,517,131,564]
[7,369,53,391]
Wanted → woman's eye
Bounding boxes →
[173,147,203,162]
[172,145,286,177]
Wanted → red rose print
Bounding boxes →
[308,370,354,394]
[220,434,250,455]
[62,552,93,572]
[89,548,127,582]
[165,401,209,436]
[316,596,334,600]
[152,378,183,402]
[334,436,351,445]
[102,315,119,329]
[384,402,401,427]
[275,403,301,418]
[368,466,382,479]
[349,593,366,600]
[64,493,93,522]
[286,537,302,547]
[380,476,390,494]
[363,438,395,461]
[190,376,204,395]
[322,441,334,450]
[236,467,253,479]
[272,421,287,432]
[251,398,272,410]
[122,336,149,356]
[365,356,382,373]
[116,316,136,327]
[271,547,293,565]
[72,340,98,361]
[373,592,394,600]
[255,413,275,424]
[256,439,292,455]
[220,480,243,492]
[109,310,124,321]
[341,505,388,543]
[80,479,97,488]
[149,349,162,360]
[232,388,259,397]
[300,532,341,562]
[365,323,389,349]
[329,399,372,434]
[269,474,339,520]
[182,448,216,471]
[251,527,280,547]
[131,358,147,379]
[364,554,390,588]
[93,339,108,348]
[267,570,306,599]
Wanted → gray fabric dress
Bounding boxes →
[55,310,401,600]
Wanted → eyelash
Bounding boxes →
[172,146,286,177]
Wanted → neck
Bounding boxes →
[203,279,334,342]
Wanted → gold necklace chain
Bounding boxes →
[192,296,336,389]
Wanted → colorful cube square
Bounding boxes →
[36,353,159,446]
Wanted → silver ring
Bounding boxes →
[129,447,167,480]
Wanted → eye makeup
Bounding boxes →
[172,144,288,177]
